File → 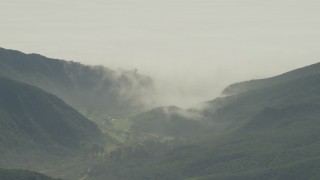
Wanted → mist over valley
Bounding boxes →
[2,0,320,179]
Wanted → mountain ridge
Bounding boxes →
[0,47,154,115]
[222,62,320,95]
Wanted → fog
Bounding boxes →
[2,0,320,107]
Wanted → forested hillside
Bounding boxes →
[0,76,106,177]
[0,47,154,114]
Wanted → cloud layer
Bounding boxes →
[1,0,320,106]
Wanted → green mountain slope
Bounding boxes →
[89,69,320,180]
[0,47,154,114]
[0,168,59,180]
[222,62,320,95]
[0,76,105,158]
[205,73,320,131]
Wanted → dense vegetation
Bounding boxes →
[0,76,107,178]
[0,76,105,150]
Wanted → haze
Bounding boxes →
[1,0,320,107]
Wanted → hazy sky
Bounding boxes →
[1,0,320,107]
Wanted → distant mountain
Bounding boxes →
[206,73,320,130]
[0,168,59,180]
[0,47,154,114]
[0,76,105,160]
[222,62,320,95]
[89,64,320,180]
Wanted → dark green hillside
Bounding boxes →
[89,72,320,180]
[0,168,59,180]
[222,62,320,95]
[0,47,154,114]
[0,76,104,155]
